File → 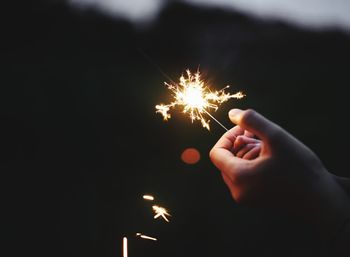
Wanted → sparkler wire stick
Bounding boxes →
[203,109,228,131]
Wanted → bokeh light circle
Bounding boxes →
[181,148,201,164]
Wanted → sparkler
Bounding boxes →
[152,205,171,222]
[156,69,245,130]
[136,233,158,241]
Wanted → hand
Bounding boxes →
[210,109,350,243]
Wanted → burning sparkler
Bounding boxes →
[152,205,171,222]
[136,233,158,241]
[156,69,245,130]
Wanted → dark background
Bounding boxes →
[2,1,350,257]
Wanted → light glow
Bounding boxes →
[156,69,244,130]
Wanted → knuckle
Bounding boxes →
[241,109,256,124]
[266,126,283,143]
[236,135,244,143]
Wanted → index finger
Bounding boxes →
[210,127,247,172]
[214,125,244,150]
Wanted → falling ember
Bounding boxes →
[143,195,154,201]
[156,69,245,130]
[123,237,128,257]
[136,233,158,241]
[152,205,171,222]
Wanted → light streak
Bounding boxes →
[156,69,244,130]
[123,237,128,257]
[152,205,171,222]
[143,195,154,201]
[136,233,158,241]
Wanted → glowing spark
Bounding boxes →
[152,205,171,222]
[123,237,128,257]
[136,233,158,241]
[156,69,245,130]
[143,195,154,201]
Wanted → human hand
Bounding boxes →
[210,109,350,242]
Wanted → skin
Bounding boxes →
[209,109,350,254]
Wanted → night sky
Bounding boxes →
[2,1,350,257]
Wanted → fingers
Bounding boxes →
[234,136,261,159]
[212,125,245,151]
[229,109,281,144]
[236,143,260,158]
[210,125,262,172]
[244,130,255,138]
[229,125,245,139]
[233,135,260,154]
[210,129,248,173]
[210,146,246,173]
[243,145,261,160]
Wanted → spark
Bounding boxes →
[143,195,154,201]
[136,233,158,241]
[156,69,245,130]
[152,205,171,222]
[123,237,128,257]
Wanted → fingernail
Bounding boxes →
[229,109,241,118]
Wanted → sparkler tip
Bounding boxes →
[156,69,245,130]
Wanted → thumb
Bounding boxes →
[229,109,281,143]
